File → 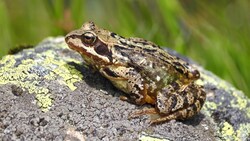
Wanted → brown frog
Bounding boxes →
[65,21,206,124]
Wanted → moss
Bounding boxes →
[0,40,83,111]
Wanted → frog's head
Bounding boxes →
[65,21,117,67]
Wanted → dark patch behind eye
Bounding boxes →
[94,39,113,62]
[95,44,109,55]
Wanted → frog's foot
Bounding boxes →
[119,96,129,101]
[128,101,202,124]
[128,108,158,119]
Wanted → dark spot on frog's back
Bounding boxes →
[172,61,185,74]
[111,32,125,39]
[110,32,117,38]
[143,48,157,53]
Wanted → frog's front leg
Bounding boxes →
[99,66,147,105]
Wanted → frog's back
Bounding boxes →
[113,35,200,85]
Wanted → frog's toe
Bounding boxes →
[128,108,157,119]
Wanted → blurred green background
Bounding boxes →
[0,0,249,97]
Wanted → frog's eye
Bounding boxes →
[82,32,96,46]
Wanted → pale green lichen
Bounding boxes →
[46,63,82,91]
[202,101,218,118]
[219,122,250,141]
[220,122,237,141]
[246,108,250,118]
[0,39,83,111]
[204,101,217,110]
[236,123,250,140]
[139,132,170,141]
[199,69,250,141]
[43,50,83,91]
[231,91,248,110]
[36,94,53,112]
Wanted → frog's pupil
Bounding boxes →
[84,36,93,42]
[85,36,91,40]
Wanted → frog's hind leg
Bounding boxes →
[150,99,202,124]
[129,94,204,124]
[151,83,206,124]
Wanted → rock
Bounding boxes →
[0,37,249,141]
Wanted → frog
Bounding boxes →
[65,21,206,124]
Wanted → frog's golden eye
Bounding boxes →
[82,32,96,46]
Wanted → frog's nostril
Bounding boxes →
[65,36,69,42]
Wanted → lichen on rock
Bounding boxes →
[0,37,83,111]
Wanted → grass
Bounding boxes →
[0,0,249,97]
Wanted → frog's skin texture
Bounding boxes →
[65,21,206,124]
